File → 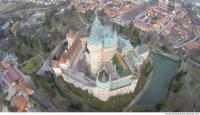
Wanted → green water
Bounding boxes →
[136,52,178,106]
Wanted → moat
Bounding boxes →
[135,52,178,105]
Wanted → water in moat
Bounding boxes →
[135,52,178,106]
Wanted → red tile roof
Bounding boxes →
[1,59,10,69]
[60,38,81,63]
[7,67,21,81]
[25,87,33,95]
[186,41,200,50]
[66,31,74,39]
[3,71,15,85]
[3,67,21,86]
[15,96,29,112]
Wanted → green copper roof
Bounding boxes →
[88,27,102,45]
[96,70,111,89]
[98,70,109,83]
[102,28,118,48]
[92,16,102,30]
[128,52,143,64]
[119,37,134,52]
[88,15,118,47]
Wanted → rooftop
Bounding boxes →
[134,45,150,55]
[87,16,118,47]
[118,37,134,52]
[1,59,10,69]
[66,30,74,39]
[15,96,29,112]
[98,70,109,83]
[60,38,82,63]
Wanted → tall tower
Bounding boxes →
[86,16,103,75]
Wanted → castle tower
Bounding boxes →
[94,70,111,101]
[102,29,118,61]
[66,30,74,49]
[86,16,103,75]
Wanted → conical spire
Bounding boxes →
[88,26,102,45]
[92,15,102,31]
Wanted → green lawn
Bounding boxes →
[20,55,44,74]
[112,55,131,77]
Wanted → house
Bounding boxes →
[15,96,29,112]
[2,67,21,86]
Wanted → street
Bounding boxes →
[31,90,58,112]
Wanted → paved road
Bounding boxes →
[31,90,58,112]
[37,39,67,76]
[0,7,50,18]
[173,35,200,49]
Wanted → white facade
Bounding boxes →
[86,43,103,75]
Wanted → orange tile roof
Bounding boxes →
[66,31,74,39]
[25,86,33,95]
[186,42,200,50]
[15,96,29,112]
[60,38,81,63]
[52,60,60,68]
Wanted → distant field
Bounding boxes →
[0,3,16,14]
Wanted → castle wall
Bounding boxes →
[61,73,138,102]
[52,68,62,77]
[109,79,138,97]
[139,51,150,60]
[62,74,94,94]
[93,87,110,101]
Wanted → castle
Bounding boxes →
[86,16,118,74]
[52,16,150,101]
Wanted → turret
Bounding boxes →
[66,30,74,49]
[94,69,111,101]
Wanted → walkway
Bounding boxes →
[37,39,67,76]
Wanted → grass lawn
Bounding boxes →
[20,55,44,74]
[112,55,131,77]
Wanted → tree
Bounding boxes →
[11,21,21,36]
[44,14,52,27]
[0,98,9,105]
